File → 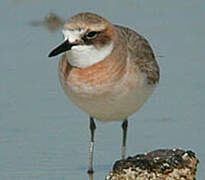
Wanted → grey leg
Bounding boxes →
[87,117,96,174]
[121,119,128,159]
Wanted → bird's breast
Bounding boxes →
[59,53,129,95]
[58,54,155,121]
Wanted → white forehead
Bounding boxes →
[62,29,86,43]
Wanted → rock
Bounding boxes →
[30,13,63,32]
[106,149,198,180]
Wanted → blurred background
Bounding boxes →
[0,0,204,179]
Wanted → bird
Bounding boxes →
[48,12,159,174]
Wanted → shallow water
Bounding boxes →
[0,0,205,179]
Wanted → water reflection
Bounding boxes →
[88,174,93,180]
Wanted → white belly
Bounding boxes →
[59,71,155,122]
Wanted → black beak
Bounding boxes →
[48,40,76,57]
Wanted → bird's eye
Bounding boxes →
[86,31,98,39]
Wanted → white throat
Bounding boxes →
[66,43,114,68]
[62,29,114,68]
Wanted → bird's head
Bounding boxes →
[48,12,116,68]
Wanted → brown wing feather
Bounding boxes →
[114,25,160,85]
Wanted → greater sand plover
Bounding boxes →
[48,12,160,173]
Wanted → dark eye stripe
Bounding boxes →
[82,31,102,41]
[87,31,97,38]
